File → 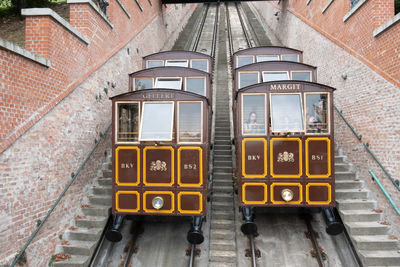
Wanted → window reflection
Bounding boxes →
[237,56,254,68]
[155,78,182,89]
[186,78,205,96]
[257,55,279,62]
[263,72,289,82]
[147,60,163,68]
[242,94,266,135]
[191,60,208,72]
[270,94,304,132]
[135,78,153,90]
[281,55,299,62]
[179,102,202,143]
[117,103,139,142]
[239,72,259,88]
[306,94,329,134]
[165,60,189,67]
[291,71,311,81]
[140,103,174,141]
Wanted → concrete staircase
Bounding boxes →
[51,153,112,267]
[335,152,400,266]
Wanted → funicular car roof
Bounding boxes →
[129,66,210,77]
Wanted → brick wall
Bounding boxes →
[0,2,196,265]
[250,0,400,235]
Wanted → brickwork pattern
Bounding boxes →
[0,2,196,265]
[250,1,400,236]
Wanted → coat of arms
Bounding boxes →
[277,151,295,162]
[150,160,167,171]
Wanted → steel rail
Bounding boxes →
[236,2,260,47]
[188,244,196,267]
[193,3,210,52]
[303,215,325,267]
[234,2,252,48]
[248,234,257,267]
[89,215,113,267]
[123,220,144,267]
[10,122,112,267]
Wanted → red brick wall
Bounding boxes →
[0,2,196,265]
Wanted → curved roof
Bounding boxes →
[143,50,212,60]
[129,66,210,77]
[233,46,303,56]
[235,60,316,72]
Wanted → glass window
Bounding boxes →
[305,94,329,134]
[165,60,189,67]
[281,55,299,62]
[191,60,208,72]
[140,102,174,141]
[242,94,266,135]
[135,78,153,90]
[147,60,164,68]
[178,102,202,143]
[257,55,279,62]
[237,56,254,68]
[262,72,289,82]
[239,72,259,89]
[155,78,182,90]
[117,103,139,142]
[186,77,206,96]
[270,94,304,132]
[291,71,311,81]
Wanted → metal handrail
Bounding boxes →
[334,105,399,192]
[369,170,400,215]
[10,122,112,267]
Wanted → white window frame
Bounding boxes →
[146,60,164,68]
[256,54,280,62]
[238,71,260,89]
[262,71,290,82]
[190,59,209,73]
[115,101,140,144]
[270,93,305,133]
[177,101,203,144]
[134,77,154,91]
[154,77,183,90]
[236,55,255,68]
[304,92,330,135]
[165,60,189,67]
[281,54,300,62]
[184,76,206,96]
[241,93,267,136]
[290,70,312,81]
[139,101,175,141]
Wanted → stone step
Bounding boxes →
[212,210,235,220]
[214,166,233,173]
[211,229,235,240]
[212,192,234,202]
[66,227,102,242]
[335,171,356,181]
[335,180,362,190]
[81,205,110,217]
[215,122,231,127]
[210,250,237,263]
[214,149,232,156]
[92,186,112,195]
[102,162,112,170]
[214,180,233,187]
[214,155,233,162]
[56,240,96,256]
[52,255,89,267]
[345,222,389,236]
[335,156,345,164]
[352,235,399,250]
[213,160,233,167]
[214,133,231,138]
[102,170,112,178]
[214,145,232,150]
[210,239,236,251]
[339,210,381,222]
[88,196,112,206]
[212,201,234,211]
[358,250,400,266]
[75,215,108,228]
[214,172,233,180]
[336,189,369,199]
[97,178,112,186]
[215,130,231,135]
[336,199,376,210]
[211,219,235,230]
[213,185,233,193]
[335,163,350,172]
[209,262,237,267]
[214,140,231,146]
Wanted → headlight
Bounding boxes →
[152,196,164,210]
[281,189,294,202]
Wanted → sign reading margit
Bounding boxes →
[269,84,302,90]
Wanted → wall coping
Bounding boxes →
[67,0,114,28]
[373,12,400,37]
[21,8,90,45]
[343,0,369,22]
[116,0,131,18]
[0,37,51,67]
[322,0,334,14]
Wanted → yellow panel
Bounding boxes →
[143,146,174,186]
[305,137,331,178]
[115,146,140,186]
[270,183,303,204]
[177,192,203,214]
[143,191,175,213]
[306,183,332,205]
[242,183,267,204]
[241,138,268,178]
[115,191,140,212]
[177,147,203,187]
[270,138,302,178]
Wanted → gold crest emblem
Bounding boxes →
[277,151,295,162]
[150,160,167,171]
